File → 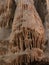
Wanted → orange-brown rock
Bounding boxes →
[9,0,45,51]
[0,0,48,65]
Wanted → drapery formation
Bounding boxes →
[0,0,48,65]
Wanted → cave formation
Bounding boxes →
[0,0,49,65]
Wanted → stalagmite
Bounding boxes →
[10,0,45,51]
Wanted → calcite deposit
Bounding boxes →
[0,0,49,65]
[10,0,45,51]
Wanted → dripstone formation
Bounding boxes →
[0,0,49,65]
[10,0,45,51]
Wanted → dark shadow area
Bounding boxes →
[31,61,49,65]
[34,0,47,24]
[8,0,16,28]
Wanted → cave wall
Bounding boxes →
[34,0,47,24]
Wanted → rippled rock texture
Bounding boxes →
[0,0,49,65]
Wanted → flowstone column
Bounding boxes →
[10,0,45,51]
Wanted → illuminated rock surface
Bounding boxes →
[0,0,49,65]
